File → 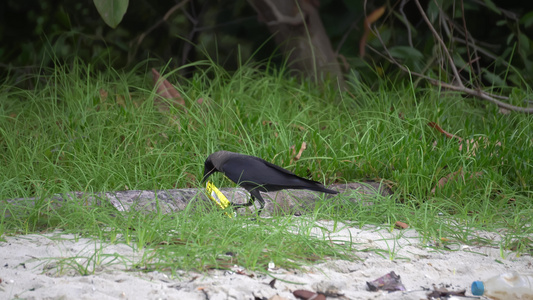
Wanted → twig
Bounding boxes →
[459,0,481,83]
[399,0,413,48]
[129,0,190,63]
[261,0,305,26]
[369,0,533,113]
[335,20,360,55]
[414,0,464,88]
[370,26,533,113]
[180,1,209,68]
[470,0,518,20]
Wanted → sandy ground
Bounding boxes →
[1,221,532,300]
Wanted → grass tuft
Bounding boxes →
[1,58,532,271]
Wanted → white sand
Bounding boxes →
[1,221,531,300]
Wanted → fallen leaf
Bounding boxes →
[295,142,307,161]
[428,122,501,158]
[236,269,254,278]
[426,286,466,299]
[395,221,409,229]
[116,94,126,108]
[180,172,197,188]
[427,122,462,141]
[499,107,511,114]
[431,168,484,194]
[293,290,326,300]
[289,142,307,164]
[269,278,276,288]
[99,89,109,102]
[152,68,185,112]
[360,6,386,57]
[268,295,289,300]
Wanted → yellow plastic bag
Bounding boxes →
[206,181,235,218]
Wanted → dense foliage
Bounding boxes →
[1,0,532,89]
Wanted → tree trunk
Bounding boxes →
[248,0,346,90]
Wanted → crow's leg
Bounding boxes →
[231,196,255,208]
[255,197,265,216]
[250,190,265,216]
[231,191,265,216]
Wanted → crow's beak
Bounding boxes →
[201,167,216,184]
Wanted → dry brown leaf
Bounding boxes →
[269,278,276,288]
[269,296,289,300]
[116,94,126,108]
[289,142,307,164]
[359,6,386,57]
[180,172,197,188]
[262,120,305,132]
[431,169,484,194]
[99,89,108,102]
[431,169,463,194]
[168,114,182,131]
[262,120,281,137]
[295,142,307,161]
[428,122,462,141]
[293,290,326,300]
[427,287,466,298]
[395,221,409,229]
[499,107,511,114]
[461,137,501,157]
[151,68,185,112]
[235,269,254,278]
[292,124,306,131]
[428,122,501,158]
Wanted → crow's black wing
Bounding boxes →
[220,156,323,191]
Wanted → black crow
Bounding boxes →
[201,150,338,215]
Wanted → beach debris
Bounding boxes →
[395,221,409,229]
[235,269,254,278]
[268,278,276,288]
[313,280,345,297]
[268,295,290,300]
[293,289,326,300]
[366,271,406,292]
[205,181,235,218]
[426,285,466,299]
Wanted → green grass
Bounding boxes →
[1,58,532,274]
